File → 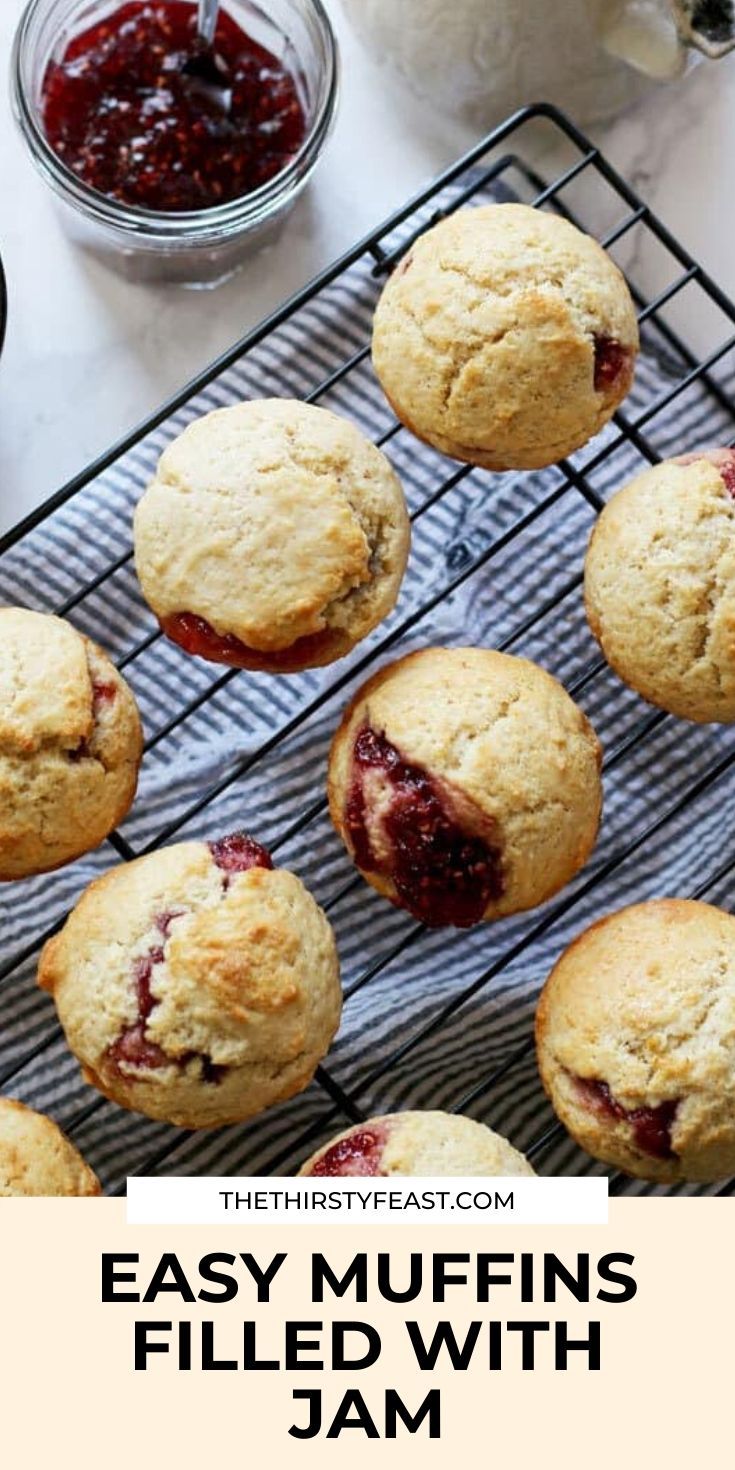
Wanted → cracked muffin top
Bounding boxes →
[0,1096,100,1196]
[585,449,735,723]
[372,202,638,471]
[299,1109,535,1177]
[38,832,342,1130]
[0,607,142,880]
[327,647,603,927]
[133,398,411,674]
[536,899,735,1183]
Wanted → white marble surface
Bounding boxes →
[1,0,734,533]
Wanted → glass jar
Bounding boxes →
[11,0,339,286]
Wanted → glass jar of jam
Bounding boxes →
[12,0,339,285]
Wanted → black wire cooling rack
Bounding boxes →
[3,102,735,1197]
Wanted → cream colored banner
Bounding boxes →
[0,1198,729,1466]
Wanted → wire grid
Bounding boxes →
[2,102,735,1197]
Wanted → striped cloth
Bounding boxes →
[1,165,734,1195]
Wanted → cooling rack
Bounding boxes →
[2,102,735,1197]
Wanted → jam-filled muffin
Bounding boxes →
[38,833,341,1129]
[299,1110,535,1177]
[0,607,142,880]
[328,647,603,927]
[372,203,638,470]
[585,449,735,723]
[133,398,410,673]
[536,899,735,1183]
[0,1097,100,1196]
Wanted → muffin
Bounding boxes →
[0,607,142,880]
[536,899,735,1183]
[133,398,411,673]
[299,1110,535,1176]
[328,647,603,927]
[38,832,341,1129]
[372,203,638,470]
[585,448,735,722]
[0,1097,100,1196]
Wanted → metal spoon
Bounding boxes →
[181,0,232,111]
[197,0,220,47]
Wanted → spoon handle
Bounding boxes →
[197,0,220,47]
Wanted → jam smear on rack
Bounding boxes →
[41,1,307,211]
[575,1076,678,1161]
[345,725,504,929]
[308,1126,389,1177]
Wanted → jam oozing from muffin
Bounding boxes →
[716,460,735,496]
[307,1125,389,1177]
[109,833,272,1067]
[92,680,117,706]
[68,678,119,761]
[108,929,170,1072]
[345,725,504,928]
[209,832,273,877]
[41,1,306,212]
[161,611,338,672]
[575,1075,678,1161]
[155,908,185,936]
[674,448,735,499]
[593,336,633,394]
[163,612,259,667]
[107,906,229,1081]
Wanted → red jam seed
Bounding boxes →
[41,1,307,212]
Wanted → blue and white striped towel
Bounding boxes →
[1,165,734,1194]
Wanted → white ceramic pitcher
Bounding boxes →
[338,0,735,129]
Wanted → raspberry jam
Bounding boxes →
[108,934,169,1071]
[108,911,225,1080]
[163,612,260,667]
[575,1076,678,1161]
[674,448,735,498]
[69,679,118,760]
[209,832,273,875]
[161,610,334,672]
[345,725,504,929]
[593,336,633,394]
[307,1126,389,1177]
[715,459,735,497]
[41,2,307,212]
[92,680,117,705]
